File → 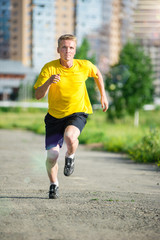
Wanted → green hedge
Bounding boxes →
[129,129,160,166]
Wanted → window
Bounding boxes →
[13,3,18,7]
[12,19,17,24]
[13,27,17,32]
[12,36,17,40]
[13,11,18,16]
[2,10,6,15]
[12,51,17,55]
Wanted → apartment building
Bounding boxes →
[54,0,74,59]
[133,0,160,96]
[121,0,138,46]
[75,0,103,46]
[0,0,74,70]
[0,0,10,58]
[98,0,138,70]
[85,0,121,72]
[109,0,121,65]
[78,0,137,73]
[31,0,55,70]
[0,0,136,71]
[10,0,32,66]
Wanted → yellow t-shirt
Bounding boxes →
[34,59,98,118]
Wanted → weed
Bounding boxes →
[90,198,99,201]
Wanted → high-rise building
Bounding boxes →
[97,0,138,71]
[133,0,160,96]
[121,0,138,46]
[109,0,121,65]
[75,0,103,46]
[0,0,11,58]
[0,0,74,70]
[9,0,32,66]
[76,0,113,72]
[31,0,55,70]
[86,0,121,72]
[54,0,74,58]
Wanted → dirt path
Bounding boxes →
[0,129,160,240]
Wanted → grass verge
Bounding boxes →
[0,107,160,166]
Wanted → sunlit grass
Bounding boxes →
[0,107,160,163]
[79,109,158,151]
[0,108,46,134]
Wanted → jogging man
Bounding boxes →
[34,34,108,199]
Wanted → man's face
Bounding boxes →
[57,40,76,61]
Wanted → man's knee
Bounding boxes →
[64,131,79,146]
[65,132,75,145]
[47,147,59,162]
[64,126,80,145]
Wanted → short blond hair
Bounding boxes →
[58,34,77,47]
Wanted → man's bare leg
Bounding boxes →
[46,145,60,184]
[63,125,80,176]
[46,145,60,199]
[64,125,80,156]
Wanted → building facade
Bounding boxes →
[31,0,55,70]
[0,0,74,70]
[75,0,103,46]
[10,0,32,66]
[1,0,160,96]
[54,0,74,59]
[133,0,160,96]
[0,0,11,58]
[0,0,136,70]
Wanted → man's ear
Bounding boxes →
[57,47,59,53]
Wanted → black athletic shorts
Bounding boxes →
[44,112,88,150]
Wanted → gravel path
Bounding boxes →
[0,129,160,240]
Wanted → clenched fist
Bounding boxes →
[49,74,60,84]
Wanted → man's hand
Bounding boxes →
[49,74,60,84]
[35,74,61,100]
[101,95,109,112]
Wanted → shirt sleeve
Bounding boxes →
[87,60,98,79]
[34,65,50,89]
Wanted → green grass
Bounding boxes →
[79,109,155,150]
[0,107,160,165]
[0,107,46,134]
[79,109,160,166]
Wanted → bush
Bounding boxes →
[105,42,154,119]
[129,129,160,166]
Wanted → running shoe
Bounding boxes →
[64,157,75,176]
[49,184,59,199]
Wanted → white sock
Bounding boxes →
[65,152,75,159]
[50,180,59,187]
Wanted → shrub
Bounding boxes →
[105,42,154,119]
[129,129,160,166]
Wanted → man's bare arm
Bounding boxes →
[94,68,109,112]
[35,74,60,100]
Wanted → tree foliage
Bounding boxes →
[75,38,98,104]
[105,42,154,119]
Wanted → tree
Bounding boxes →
[105,42,154,122]
[75,38,98,104]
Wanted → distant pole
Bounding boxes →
[134,110,139,127]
